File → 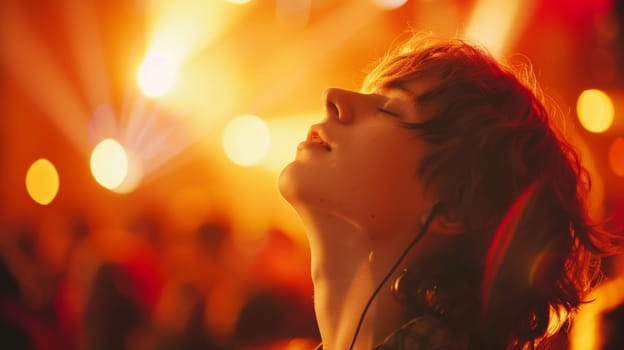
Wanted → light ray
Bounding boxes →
[109,0,252,182]
[88,104,119,145]
[119,95,192,180]
[140,119,191,175]
[464,0,537,57]
[249,0,381,113]
[122,95,154,148]
[61,0,113,108]
[116,0,382,183]
[143,0,250,68]
[0,3,90,156]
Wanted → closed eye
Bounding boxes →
[377,107,401,118]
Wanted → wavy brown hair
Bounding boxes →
[363,33,621,349]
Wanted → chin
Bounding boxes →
[278,161,301,204]
[278,161,324,209]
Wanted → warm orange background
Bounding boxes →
[1,1,623,349]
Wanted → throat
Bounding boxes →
[296,210,416,349]
[310,248,410,350]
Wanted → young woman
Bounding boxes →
[278,34,619,350]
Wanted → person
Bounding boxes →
[277,33,621,350]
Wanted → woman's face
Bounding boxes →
[279,81,436,236]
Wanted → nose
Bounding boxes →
[323,88,357,123]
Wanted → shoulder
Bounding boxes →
[374,315,466,350]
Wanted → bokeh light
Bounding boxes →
[576,89,615,133]
[137,52,179,97]
[90,138,129,190]
[372,0,408,10]
[609,137,624,177]
[25,158,59,205]
[227,0,252,4]
[222,114,270,167]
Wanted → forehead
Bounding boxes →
[363,70,439,96]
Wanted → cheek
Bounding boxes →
[342,137,426,208]
[347,135,422,186]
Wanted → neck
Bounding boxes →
[297,209,414,350]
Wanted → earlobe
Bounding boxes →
[430,217,464,235]
[427,207,464,236]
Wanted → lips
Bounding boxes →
[306,126,331,151]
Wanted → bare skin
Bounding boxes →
[279,83,460,349]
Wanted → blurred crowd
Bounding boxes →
[1,204,623,350]
[0,208,320,350]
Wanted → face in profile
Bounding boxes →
[278,80,437,236]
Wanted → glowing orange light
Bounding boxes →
[25,158,60,205]
[222,114,270,167]
[608,137,624,176]
[576,89,614,133]
[137,53,178,97]
[90,139,128,190]
[464,0,527,57]
[570,278,624,350]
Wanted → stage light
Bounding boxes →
[25,158,59,205]
[137,52,179,97]
[576,89,614,133]
[608,137,624,176]
[90,139,129,190]
[222,114,270,167]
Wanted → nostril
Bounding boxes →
[323,88,351,122]
[326,100,339,118]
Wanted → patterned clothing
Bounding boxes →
[314,314,466,350]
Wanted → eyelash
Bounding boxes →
[377,107,400,118]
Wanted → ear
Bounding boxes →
[422,206,464,236]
